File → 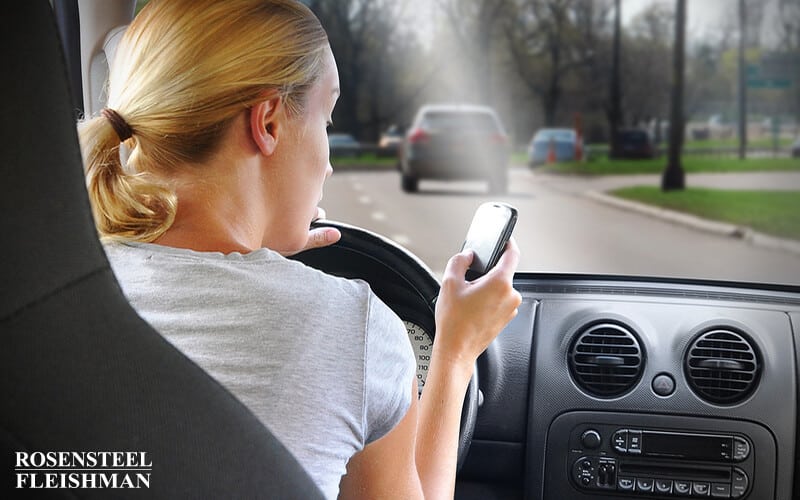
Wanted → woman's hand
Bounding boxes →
[433,237,522,369]
[280,207,341,256]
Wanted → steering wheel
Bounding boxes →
[291,220,478,471]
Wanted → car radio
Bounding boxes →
[570,429,751,498]
[544,412,776,499]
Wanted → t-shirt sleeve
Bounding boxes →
[363,292,417,444]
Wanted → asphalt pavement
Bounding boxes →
[322,167,800,284]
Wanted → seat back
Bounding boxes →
[0,2,322,498]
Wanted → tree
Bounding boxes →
[776,0,800,126]
[436,0,514,103]
[624,4,673,138]
[661,0,686,191]
[504,0,611,127]
[308,0,434,140]
[737,0,747,160]
[607,0,622,156]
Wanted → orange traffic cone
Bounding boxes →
[547,139,556,164]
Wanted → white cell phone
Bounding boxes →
[461,202,518,281]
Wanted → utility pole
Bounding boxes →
[608,0,622,158]
[661,0,686,190]
[737,0,748,160]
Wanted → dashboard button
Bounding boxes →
[613,430,628,453]
[655,479,673,494]
[733,437,750,461]
[711,482,731,498]
[636,477,654,493]
[652,373,675,396]
[581,429,602,449]
[628,430,642,454]
[731,468,748,498]
[617,476,635,491]
[692,481,711,496]
[674,480,691,495]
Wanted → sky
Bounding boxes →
[403,0,783,48]
[622,0,731,35]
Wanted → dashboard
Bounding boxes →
[296,221,800,500]
[294,222,800,499]
[458,274,799,500]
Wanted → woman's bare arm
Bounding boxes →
[339,239,521,499]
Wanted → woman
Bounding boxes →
[79,0,521,498]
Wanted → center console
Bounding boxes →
[546,412,776,499]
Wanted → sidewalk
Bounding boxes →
[536,170,800,256]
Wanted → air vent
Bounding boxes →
[569,322,644,397]
[685,329,760,405]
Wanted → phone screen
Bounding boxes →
[462,202,517,277]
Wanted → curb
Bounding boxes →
[585,190,800,257]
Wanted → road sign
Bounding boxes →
[747,79,791,89]
[746,54,796,89]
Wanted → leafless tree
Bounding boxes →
[504,0,612,127]
[435,0,515,103]
[309,0,436,140]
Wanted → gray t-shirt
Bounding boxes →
[104,241,415,498]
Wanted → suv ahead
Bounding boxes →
[399,104,510,193]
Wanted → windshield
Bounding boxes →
[313,0,800,286]
[133,0,800,285]
[420,111,502,133]
[534,129,576,142]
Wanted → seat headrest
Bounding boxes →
[0,0,109,320]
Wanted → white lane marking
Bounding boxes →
[358,195,372,204]
[352,182,364,191]
[371,211,387,221]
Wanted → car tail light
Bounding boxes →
[491,133,508,145]
[407,128,429,144]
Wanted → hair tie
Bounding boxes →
[101,108,133,142]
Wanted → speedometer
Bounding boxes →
[404,320,433,394]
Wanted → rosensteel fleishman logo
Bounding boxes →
[15,451,151,489]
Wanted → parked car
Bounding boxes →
[527,128,581,167]
[399,104,510,193]
[328,133,360,158]
[378,124,404,158]
[611,128,656,159]
[792,137,800,158]
[708,113,734,139]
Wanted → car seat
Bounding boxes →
[0,2,323,498]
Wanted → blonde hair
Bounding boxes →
[79,0,329,242]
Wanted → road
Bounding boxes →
[320,167,800,285]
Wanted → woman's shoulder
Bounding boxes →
[104,240,373,307]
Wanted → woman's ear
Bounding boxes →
[250,96,283,156]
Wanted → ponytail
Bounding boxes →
[79,115,176,242]
[79,0,329,242]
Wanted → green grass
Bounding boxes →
[541,156,800,175]
[685,137,794,149]
[331,153,398,169]
[610,186,800,240]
